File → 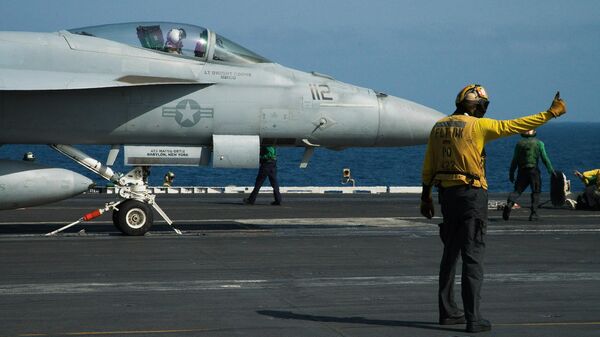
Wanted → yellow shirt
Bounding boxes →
[422,111,555,190]
[581,169,600,187]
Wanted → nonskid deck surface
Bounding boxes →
[0,193,599,336]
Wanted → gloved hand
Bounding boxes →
[420,184,434,219]
[509,174,515,183]
[420,199,434,219]
[547,91,567,117]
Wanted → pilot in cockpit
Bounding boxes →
[165,28,186,54]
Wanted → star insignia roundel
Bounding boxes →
[174,99,202,127]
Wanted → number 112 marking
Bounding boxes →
[309,84,333,101]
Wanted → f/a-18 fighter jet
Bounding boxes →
[0,22,443,235]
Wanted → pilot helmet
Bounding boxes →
[455,84,490,118]
[165,171,175,180]
[166,28,186,50]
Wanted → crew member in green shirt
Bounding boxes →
[244,146,282,205]
[503,129,555,221]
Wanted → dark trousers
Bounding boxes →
[507,167,541,212]
[248,161,282,203]
[438,185,487,323]
[577,185,600,210]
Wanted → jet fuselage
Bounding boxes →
[0,27,442,148]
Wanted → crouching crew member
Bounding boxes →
[574,169,600,210]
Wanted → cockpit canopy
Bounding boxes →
[68,22,270,64]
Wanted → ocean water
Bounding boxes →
[1,122,597,192]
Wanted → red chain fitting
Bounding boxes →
[82,209,103,221]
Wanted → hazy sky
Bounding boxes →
[1,0,598,121]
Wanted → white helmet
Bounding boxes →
[23,152,35,161]
[166,28,186,50]
[521,129,537,137]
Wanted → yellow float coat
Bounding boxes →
[422,111,555,190]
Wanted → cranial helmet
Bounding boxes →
[23,152,35,161]
[455,84,490,117]
[521,129,537,137]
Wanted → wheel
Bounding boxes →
[113,200,153,236]
[112,210,124,234]
[112,200,153,236]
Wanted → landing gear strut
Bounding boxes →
[47,144,181,236]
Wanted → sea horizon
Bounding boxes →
[1,122,598,193]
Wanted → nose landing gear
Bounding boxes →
[47,145,181,236]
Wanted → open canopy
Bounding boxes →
[69,22,270,64]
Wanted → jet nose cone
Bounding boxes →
[376,95,444,146]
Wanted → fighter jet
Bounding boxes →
[0,22,443,235]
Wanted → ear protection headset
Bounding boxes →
[455,84,490,118]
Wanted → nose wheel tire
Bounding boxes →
[112,200,154,236]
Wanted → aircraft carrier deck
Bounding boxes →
[0,192,599,337]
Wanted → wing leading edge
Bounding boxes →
[0,68,205,91]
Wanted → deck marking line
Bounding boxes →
[2,272,599,295]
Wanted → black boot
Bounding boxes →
[529,211,540,221]
[467,318,492,333]
[502,202,514,221]
[439,310,466,325]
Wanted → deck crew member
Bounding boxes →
[574,169,600,210]
[503,129,555,221]
[575,169,600,188]
[244,146,282,205]
[22,152,35,162]
[420,84,567,333]
[163,171,175,187]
